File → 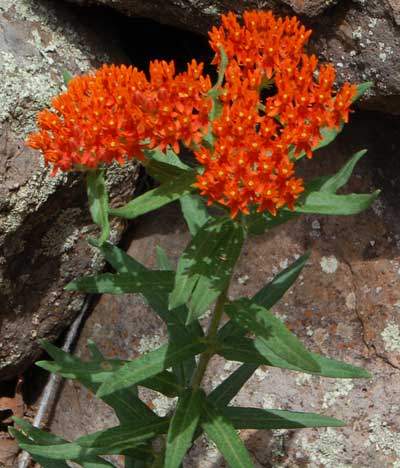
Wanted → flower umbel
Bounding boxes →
[26,62,211,174]
[195,10,357,217]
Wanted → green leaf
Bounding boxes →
[91,242,192,339]
[225,299,320,374]
[201,402,254,468]
[92,241,203,346]
[253,252,310,309]
[140,371,183,397]
[165,389,204,468]
[295,190,380,215]
[76,420,169,453]
[169,217,245,323]
[208,364,258,408]
[145,147,190,170]
[62,70,73,86]
[37,340,160,424]
[87,170,110,245]
[318,149,367,194]
[156,246,173,270]
[221,407,345,429]
[246,150,375,235]
[109,170,197,219]
[11,419,115,467]
[12,421,168,459]
[353,81,374,102]
[180,194,210,236]
[65,271,174,295]
[143,146,190,184]
[97,341,207,398]
[218,336,371,378]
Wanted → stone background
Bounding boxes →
[1,0,400,466]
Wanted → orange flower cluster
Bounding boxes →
[26,61,211,174]
[194,10,357,217]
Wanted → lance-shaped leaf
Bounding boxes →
[93,241,201,343]
[165,389,204,468]
[40,340,183,398]
[169,217,245,323]
[294,190,380,215]
[208,364,258,408]
[11,418,115,467]
[221,407,345,429]
[218,253,310,341]
[353,81,374,102]
[201,401,254,468]
[97,340,206,398]
[156,246,173,270]
[252,252,310,309]
[62,69,73,86]
[246,149,377,235]
[317,149,367,194]
[180,194,210,236]
[144,147,190,183]
[37,340,162,423]
[109,170,197,220]
[87,170,110,245]
[218,336,371,378]
[11,420,168,459]
[225,299,320,374]
[65,270,174,295]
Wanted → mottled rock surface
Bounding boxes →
[65,0,400,114]
[49,110,400,467]
[0,0,138,381]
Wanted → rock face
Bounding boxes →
[0,0,139,381]
[66,0,400,114]
[50,110,400,467]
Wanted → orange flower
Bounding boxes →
[194,10,357,217]
[26,62,211,174]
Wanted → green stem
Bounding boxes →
[191,288,228,390]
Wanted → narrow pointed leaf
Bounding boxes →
[252,252,310,309]
[169,217,245,323]
[208,364,258,408]
[165,389,204,468]
[62,69,73,86]
[11,419,115,467]
[218,336,371,378]
[11,421,168,459]
[37,341,160,423]
[145,159,189,183]
[221,407,345,429]
[353,81,374,102]
[201,402,254,468]
[109,170,197,219]
[180,194,210,236]
[225,299,320,374]
[318,149,367,194]
[140,371,183,397]
[76,420,169,452]
[97,341,206,398]
[156,246,173,270]
[87,170,110,245]
[246,150,376,235]
[295,190,380,215]
[65,271,174,295]
[93,242,201,344]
